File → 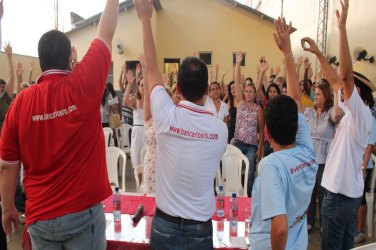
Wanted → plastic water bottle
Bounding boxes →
[113,187,122,233]
[216,184,225,218]
[230,192,238,236]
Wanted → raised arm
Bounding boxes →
[4,43,14,98]
[220,71,227,97]
[273,17,302,112]
[331,88,344,123]
[71,46,78,70]
[96,0,119,48]
[139,53,151,122]
[257,58,269,102]
[123,70,136,108]
[336,0,353,101]
[214,64,219,83]
[15,62,23,94]
[134,0,163,92]
[303,58,312,96]
[234,52,244,104]
[118,64,126,92]
[28,60,35,84]
[303,37,340,94]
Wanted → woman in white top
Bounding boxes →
[123,69,146,167]
[205,82,229,123]
[138,53,157,194]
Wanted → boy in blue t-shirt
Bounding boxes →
[249,17,318,250]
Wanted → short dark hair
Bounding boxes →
[177,57,208,102]
[245,77,253,83]
[0,79,5,85]
[265,95,298,146]
[38,30,71,72]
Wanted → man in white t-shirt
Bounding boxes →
[134,1,227,248]
[249,18,317,250]
[304,1,372,249]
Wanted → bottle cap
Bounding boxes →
[218,184,223,191]
[232,192,236,198]
[115,187,119,192]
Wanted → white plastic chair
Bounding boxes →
[351,242,376,249]
[220,145,249,197]
[365,154,376,237]
[106,146,126,191]
[103,127,113,147]
[216,144,243,187]
[134,144,147,193]
[119,124,132,154]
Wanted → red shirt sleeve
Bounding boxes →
[67,38,112,109]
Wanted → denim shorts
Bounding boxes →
[28,204,106,250]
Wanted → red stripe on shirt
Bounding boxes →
[177,103,213,115]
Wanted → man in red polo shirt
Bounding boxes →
[0,1,119,249]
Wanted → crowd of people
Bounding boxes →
[0,0,375,249]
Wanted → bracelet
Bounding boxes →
[284,54,294,63]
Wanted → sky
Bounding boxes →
[1,0,276,57]
[2,0,118,57]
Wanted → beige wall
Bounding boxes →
[67,0,283,89]
[156,0,282,84]
[0,52,41,93]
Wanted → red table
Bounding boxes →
[103,194,251,250]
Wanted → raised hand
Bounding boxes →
[15,62,23,77]
[136,63,142,77]
[121,64,126,74]
[71,46,77,63]
[4,42,12,57]
[221,71,227,79]
[275,66,281,75]
[126,70,135,84]
[133,0,153,22]
[138,53,147,71]
[215,64,219,72]
[259,57,270,73]
[270,67,275,76]
[297,56,304,67]
[209,69,214,81]
[304,57,311,70]
[273,17,292,55]
[29,60,35,72]
[336,0,349,30]
[162,73,169,85]
[302,37,321,55]
[235,52,243,65]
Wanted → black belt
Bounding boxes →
[155,208,211,225]
[133,124,143,127]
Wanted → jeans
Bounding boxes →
[233,140,257,197]
[307,164,325,228]
[150,211,213,250]
[28,204,106,250]
[321,190,362,250]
